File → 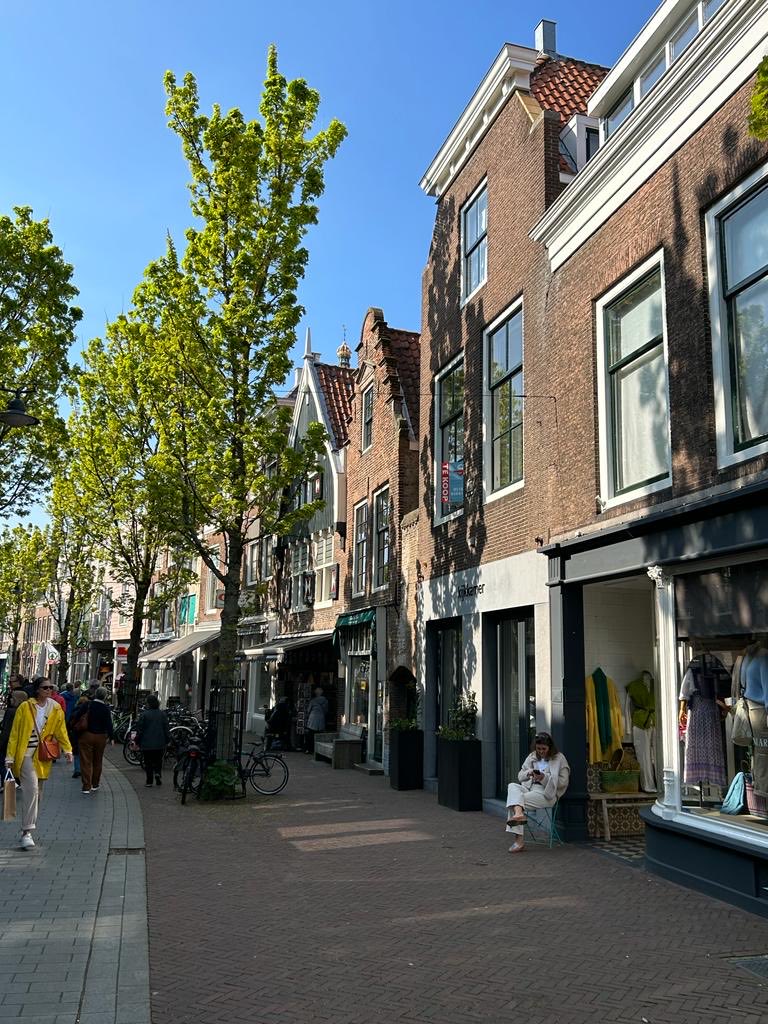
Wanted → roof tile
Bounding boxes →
[314,362,355,449]
[530,54,609,127]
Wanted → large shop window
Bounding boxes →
[436,360,465,520]
[373,488,390,589]
[488,306,523,494]
[462,183,487,299]
[352,502,368,596]
[675,562,768,835]
[598,260,671,500]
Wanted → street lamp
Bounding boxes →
[0,391,39,428]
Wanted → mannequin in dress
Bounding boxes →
[678,652,730,790]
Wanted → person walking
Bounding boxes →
[0,689,27,765]
[60,683,78,723]
[4,678,73,848]
[68,694,90,779]
[134,695,170,787]
[73,686,114,794]
[304,686,329,754]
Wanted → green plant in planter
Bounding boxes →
[201,759,240,800]
[437,690,477,741]
[388,689,422,732]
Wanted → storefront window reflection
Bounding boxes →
[351,661,369,727]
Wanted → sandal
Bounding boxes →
[507,815,526,825]
[508,842,525,853]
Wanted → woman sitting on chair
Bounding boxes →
[506,732,570,853]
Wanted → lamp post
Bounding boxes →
[0,390,39,429]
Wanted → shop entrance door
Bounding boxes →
[496,612,536,801]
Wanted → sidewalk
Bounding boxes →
[129,750,768,1024]
[0,758,151,1024]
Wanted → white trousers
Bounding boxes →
[633,726,656,792]
[20,752,43,833]
[506,782,554,836]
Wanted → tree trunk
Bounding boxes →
[122,579,150,714]
[58,588,74,691]
[213,528,244,760]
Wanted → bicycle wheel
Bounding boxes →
[123,736,142,766]
[165,726,193,763]
[249,754,289,796]
[180,755,204,805]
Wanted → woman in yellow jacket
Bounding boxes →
[4,678,72,849]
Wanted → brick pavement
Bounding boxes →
[121,750,768,1024]
[0,757,150,1024]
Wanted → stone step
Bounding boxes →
[353,761,384,776]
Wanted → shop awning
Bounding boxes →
[241,629,333,660]
[138,627,221,666]
[334,609,376,629]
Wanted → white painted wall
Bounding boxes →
[583,580,656,737]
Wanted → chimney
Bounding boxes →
[293,366,302,388]
[535,19,557,57]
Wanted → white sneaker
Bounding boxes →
[82,789,91,795]
[20,833,35,849]
[91,786,100,792]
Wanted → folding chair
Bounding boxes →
[524,799,563,848]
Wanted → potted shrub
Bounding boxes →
[437,691,482,812]
[388,715,424,791]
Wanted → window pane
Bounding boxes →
[494,433,511,490]
[606,269,663,365]
[477,236,487,286]
[477,189,487,237]
[704,0,724,20]
[670,10,698,61]
[732,276,768,445]
[586,128,600,162]
[510,370,523,426]
[490,325,507,383]
[723,186,768,291]
[640,50,666,96]
[493,379,510,435]
[614,344,670,490]
[465,201,478,250]
[507,312,522,370]
[469,248,480,293]
[606,91,633,137]
[511,423,523,483]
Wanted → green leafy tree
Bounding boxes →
[42,475,102,691]
[68,322,197,711]
[0,207,81,514]
[749,56,768,140]
[0,524,48,677]
[126,50,344,754]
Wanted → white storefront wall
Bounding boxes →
[418,549,551,806]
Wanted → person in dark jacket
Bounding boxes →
[134,695,170,787]
[68,694,90,778]
[0,688,28,764]
[72,686,114,794]
[60,683,78,722]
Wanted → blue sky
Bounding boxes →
[1,0,658,378]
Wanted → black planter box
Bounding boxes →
[389,729,424,791]
[437,737,482,811]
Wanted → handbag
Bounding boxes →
[721,771,747,814]
[732,696,755,748]
[73,708,90,735]
[2,767,16,821]
[31,710,60,762]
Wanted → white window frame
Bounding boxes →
[245,541,259,586]
[372,486,391,591]
[460,178,488,306]
[595,250,672,509]
[206,551,223,612]
[352,500,369,597]
[290,541,310,611]
[313,531,335,608]
[482,298,525,506]
[361,384,374,452]
[433,354,465,526]
[706,160,768,469]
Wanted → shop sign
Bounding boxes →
[457,582,485,600]
[116,645,129,658]
[441,460,464,505]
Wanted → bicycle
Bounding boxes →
[242,740,289,796]
[174,739,207,804]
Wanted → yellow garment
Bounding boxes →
[585,673,624,763]
[6,699,72,780]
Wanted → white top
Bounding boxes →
[27,698,54,749]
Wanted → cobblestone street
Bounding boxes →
[124,752,768,1024]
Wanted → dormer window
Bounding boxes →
[600,1,729,141]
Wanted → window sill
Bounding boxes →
[372,583,389,593]
[315,599,333,610]
[600,474,671,511]
[460,278,486,310]
[716,437,768,471]
[434,508,464,528]
[484,478,524,506]
[351,590,366,600]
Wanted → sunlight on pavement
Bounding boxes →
[391,895,587,924]
[290,830,433,851]
[278,817,419,838]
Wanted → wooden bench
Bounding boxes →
[314,724,365,769]
[588,791,656,841]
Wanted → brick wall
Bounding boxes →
[417,90,563,585]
